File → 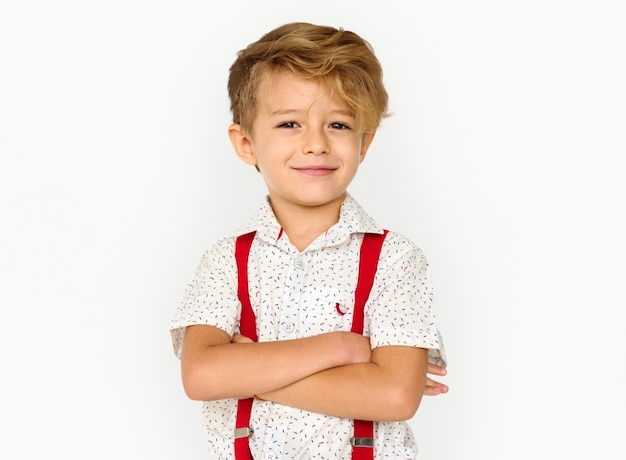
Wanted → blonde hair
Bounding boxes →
[228,22,390,135]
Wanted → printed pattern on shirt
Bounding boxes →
[170,193,446,459]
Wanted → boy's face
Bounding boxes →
[229,71,374,213]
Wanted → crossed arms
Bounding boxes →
[181,326,447,422]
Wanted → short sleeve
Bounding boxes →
[367,233,447,367]
[169,238,240,359]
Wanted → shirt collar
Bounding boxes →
[232,193,384,248]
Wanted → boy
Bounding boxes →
[170,22,447,459]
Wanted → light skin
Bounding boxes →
[229,71,375,251]
[181,70,447,422]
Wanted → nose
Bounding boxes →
[303,127,329,155]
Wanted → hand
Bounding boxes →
[232,333,254,344]
[424,362,449,396]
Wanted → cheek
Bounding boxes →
[349,148,366,169]
[256,141,294,167]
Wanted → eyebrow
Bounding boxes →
[269,109,355,117]
[269,109,299,116]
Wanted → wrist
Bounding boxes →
[331,331,371,365]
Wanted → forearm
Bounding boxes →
[181,327,370,401]
[259,346,428,422]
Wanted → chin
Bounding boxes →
[295,192,346,208]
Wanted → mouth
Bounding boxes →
[293,167,336,177]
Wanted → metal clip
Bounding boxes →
[350,437,374,447]
[234,427,252,439]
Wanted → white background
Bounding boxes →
[2,1,625,459]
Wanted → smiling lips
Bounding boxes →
[293,166,337,177]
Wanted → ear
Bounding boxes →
[228,123,257,166]
[358,131,376,163]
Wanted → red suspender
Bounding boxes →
[234,230,388,460]
[235,231,258,343]
[352,230,388,335]
[234,231,257,460]
[350,229,388,460]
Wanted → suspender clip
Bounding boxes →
[351,437,374,447]
[234,427,252,439]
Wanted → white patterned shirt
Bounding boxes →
[170,193,446,459]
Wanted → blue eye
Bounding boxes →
[330,122,350,130]
[278,121,298,129]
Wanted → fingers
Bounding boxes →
[424,362,449,395]
[424,376,449,396]
[424,385,448,396]
[426,362,447,377]
[231,333,254,344]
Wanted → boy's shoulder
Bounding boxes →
[198,235,237,267]
[379,229,429,263]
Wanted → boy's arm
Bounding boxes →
[232,333,448,397]
[257,345,429,422]
[180,324,372,401]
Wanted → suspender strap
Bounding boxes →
[234,397,253,460]
[235,231,258,342]
[351,230,388,336]
[350,230,388,460]
[234,231,257,460]
[233,229,388,460]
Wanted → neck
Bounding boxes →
[269,194,346,252]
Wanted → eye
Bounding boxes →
[329,122,350,130]
[277,121,299,129]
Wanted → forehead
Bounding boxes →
[257,70,350,113]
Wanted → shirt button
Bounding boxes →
[337,303,348,314]
[294,256,305,269]
[284,322,295,333]
[265,453,277,460]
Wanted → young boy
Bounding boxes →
[170,22,447,459]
